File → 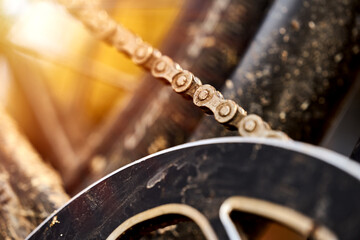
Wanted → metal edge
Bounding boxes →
[26,136,360,239]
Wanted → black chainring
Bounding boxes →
[27,137,360,239]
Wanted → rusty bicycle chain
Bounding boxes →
[57,0,289,140]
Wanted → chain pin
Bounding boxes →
[244,119,257,132]
[175,75,187,87]
[198,90,209,101]
[219,105,231,117]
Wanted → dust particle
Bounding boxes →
[334,53,343,63]
[260,96,270,105]
[308,21,316,29]
[255,71,263,78]
[281,50,288,61]
[353,45,359,54]
[291,19,300,30]
[338,19,345,26]
[90,155,106,174]
[148,135,168,154]
[279,112,286,122]
[245,72,255,81]
[297,59,304,66]
[293,69,300,76]
[263,68,271,76]
[312,41,319,48]
[300,101,309,110]
[322,71,329,77]
[283,34,290,42]
[225,79,234,89]
[50,216,60,227]
[316,66,322,73]
[279,27,286,35]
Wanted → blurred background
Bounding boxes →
[0,0,184,190]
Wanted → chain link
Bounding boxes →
[57,0,289,140]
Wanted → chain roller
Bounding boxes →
[57,0,289,140]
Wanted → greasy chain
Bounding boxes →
[57,0,289,140]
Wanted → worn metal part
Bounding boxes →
[26,137,360,239]
[56,0,288,140]
[191,0,360,143]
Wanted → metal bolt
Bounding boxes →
[244,119,256,132]
[219,105,231,117]
[198,90,209,101]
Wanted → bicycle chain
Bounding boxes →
[57,0,289,140]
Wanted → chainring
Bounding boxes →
[27,137,360,239]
